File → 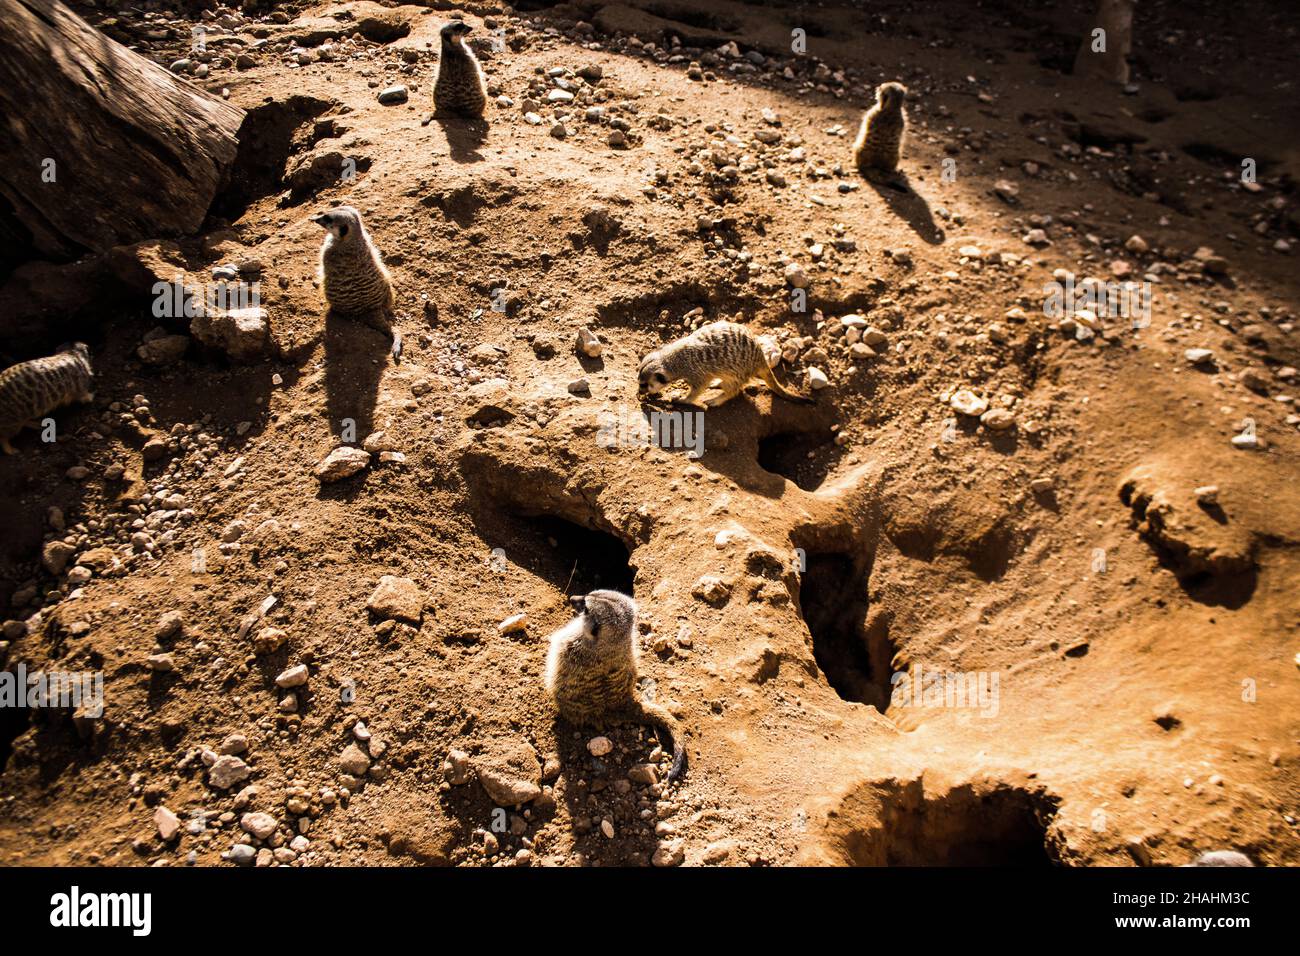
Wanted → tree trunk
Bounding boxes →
[1074,0,1134,85]
[0,0,245,263]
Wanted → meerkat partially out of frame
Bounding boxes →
[311,206,402,361]
[638,321,813,409]
[852,81,908,176]
[0,343,93,454]
[544,590,687,783]
[433,20,487,119]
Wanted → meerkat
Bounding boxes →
[311,206,402,361]
[0,343,93,454]
[852,81,908,177]
[433,20,487,119]
[638,321,813,409]
[544,590,687,783]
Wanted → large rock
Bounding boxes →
[289,2,415,47]
[240,812,278,840]
[285,148,371,200]
[208,754,251,790]
[473,740,542,806]
[41,540,76,575]
[190,306,269,362]
[1120,462,1256,579]
[950,389,989,417]
[339,743,371,776]
[316,446,371,483]
[366,575,424,623]
[153,805,181,841]
[137,333,190,366]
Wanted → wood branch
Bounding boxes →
[0,0,245,260]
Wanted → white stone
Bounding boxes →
[315,446,370,482]
[950,389,988,417]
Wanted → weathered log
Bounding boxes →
[0,0,245,262]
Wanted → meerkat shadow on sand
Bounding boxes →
[866,173,944,244]
[323,310,385,442]
[436,117,488,163]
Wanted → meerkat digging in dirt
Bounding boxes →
[638,321,813,409]
[544,590,687,783]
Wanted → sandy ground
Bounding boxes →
[0,0,1297,867]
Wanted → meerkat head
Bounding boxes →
[441,20,472,44]
[56,342,90,358]
[310,206,364,241]
[637,352,670,398]
[876,82,908,112]
[569,590,637,643]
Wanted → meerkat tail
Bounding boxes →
[632,699,687,783]
[759,366,815,404]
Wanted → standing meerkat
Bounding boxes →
[433,20,487,119]
[544,590,687,783]
[0,343,93,454]
[638,321,813,409]
[852,81,908,176]
[311,206,402,361]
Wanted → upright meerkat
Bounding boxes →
[311,206,402,361]
[433,20,487,119]
[0,343,93,454]
[852,81,908,176]
[638,321,813,409]
[544,590,687,783]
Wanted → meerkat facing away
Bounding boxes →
[638,321,813,409]
[312,206,402,361]
[433,20,487,119]
[0,343,93,454]
[852,81,908,176]
[544,590,687,783]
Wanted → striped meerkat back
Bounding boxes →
[677,321,764,377]
[0,345,93,433]
[321,239,393,316]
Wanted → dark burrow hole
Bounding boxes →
[797,552,893,710]
[513,515,635,597]
[843,785,1060,866]
[0,703,31,776]
[757,431,834,491]
[210,95,335,220]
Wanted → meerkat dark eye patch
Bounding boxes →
[337,223,349,237]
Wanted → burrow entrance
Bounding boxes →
[210,95,337,220]
[757,430,835,491]
[796,551,894,710]
[839,783,1061,866]
[0,703,31,776]
[512,514,635,597]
